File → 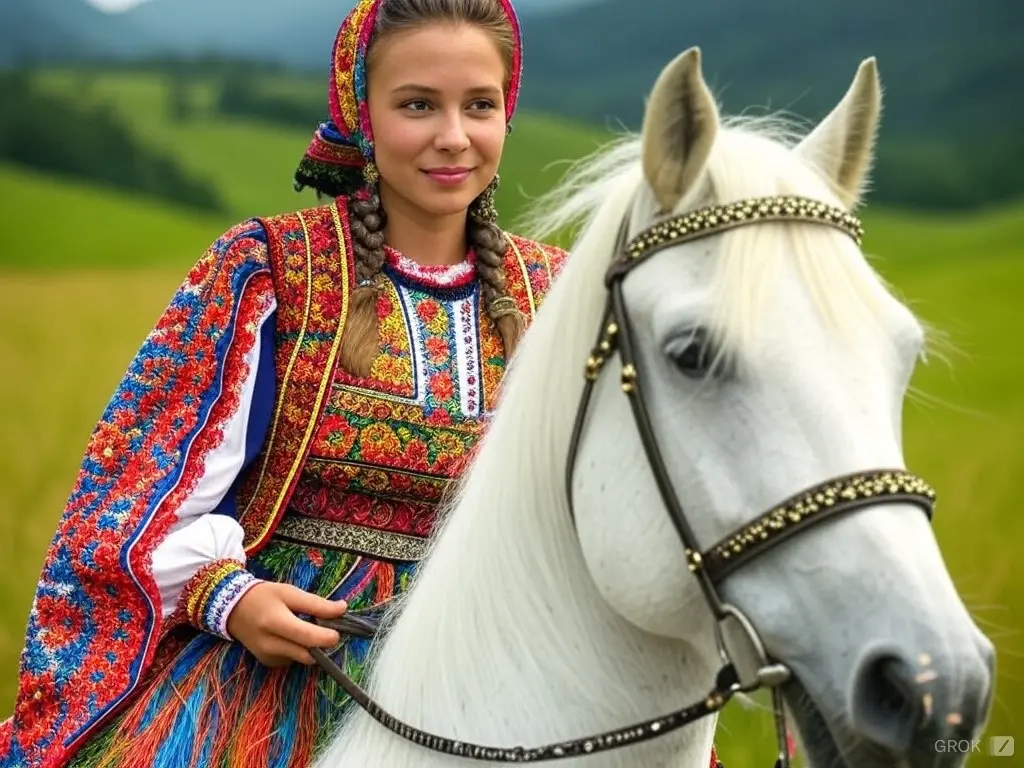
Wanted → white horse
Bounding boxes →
[313,48,995,768]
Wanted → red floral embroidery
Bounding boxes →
[429,371,456,403]
[234,199,353,554]
[274,231,570,548]
[425,335,449,364]
[402,439,430,473]
[416,299,440,324]
[3,221,273,768]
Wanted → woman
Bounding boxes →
[0,1,723,766]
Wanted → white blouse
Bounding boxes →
[149,297,276,619]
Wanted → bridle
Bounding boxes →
[310,194,937,766]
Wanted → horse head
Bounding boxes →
[560,47,995,767]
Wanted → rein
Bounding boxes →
[310,195,937,766]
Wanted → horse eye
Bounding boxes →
[665,328,715,378]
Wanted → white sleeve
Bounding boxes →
[150,297,276,619]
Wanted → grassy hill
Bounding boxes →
[19,70,611,244]
[0,164,223,271]
[0,71,1021,765]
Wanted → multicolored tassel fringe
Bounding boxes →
[67,540,416,768]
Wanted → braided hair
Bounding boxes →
[336,187,388,378]
[468,178,526,360]
[337,175,525,377]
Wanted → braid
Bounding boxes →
[339,188,387,377]
[470,211,526,362]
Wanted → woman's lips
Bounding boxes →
[423,167,473,185]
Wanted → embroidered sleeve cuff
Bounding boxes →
[179,558,262,641]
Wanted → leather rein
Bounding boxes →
[311,195,937,766]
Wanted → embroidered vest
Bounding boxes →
[236,197,565,558]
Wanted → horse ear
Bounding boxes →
[641,46,720,212]
[796,57,882,209]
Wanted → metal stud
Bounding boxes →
[621,364,637,393]
[707,470,935,563]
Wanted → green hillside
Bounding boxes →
[25,70,611,233]
[0,165,222,271]
[0,71,1021,766]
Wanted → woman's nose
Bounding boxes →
[434,113,471,152]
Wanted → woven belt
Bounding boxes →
[273,514,429,562]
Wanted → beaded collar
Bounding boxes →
[383,245,478,291]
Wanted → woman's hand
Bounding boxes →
[226,581,347,667]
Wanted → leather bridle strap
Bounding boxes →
[697,469,935,580]
[562,194,936,768]
[565,194,935,598]
[311,643,747,762]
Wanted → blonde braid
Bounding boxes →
[470,176,526,361]
[339,182,387,377]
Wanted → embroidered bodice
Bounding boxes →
[278,246,505,559]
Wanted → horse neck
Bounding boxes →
[317,298,720,767]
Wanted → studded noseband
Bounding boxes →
[310,195,937,767]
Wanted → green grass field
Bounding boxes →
[0,71,1020,766]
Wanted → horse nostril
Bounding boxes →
[878,659,916,712]
[850,654,924,754]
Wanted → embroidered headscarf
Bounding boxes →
[293,0,524,198]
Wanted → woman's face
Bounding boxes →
[366,22,508,222]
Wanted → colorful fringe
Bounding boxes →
[66,539,416,768]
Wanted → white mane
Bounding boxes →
[318,114,933,767]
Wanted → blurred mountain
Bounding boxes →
[511,0,1024,207]
[517,0,1024,136]
[0,0,594,68]
[118,0,596,69]
[2,0,1022,207]
[0,0,154,65]
[7,0,1019,137]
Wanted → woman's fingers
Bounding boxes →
[252,634,317,667]
[266,585,344,648]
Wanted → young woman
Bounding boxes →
[0,1,723,766]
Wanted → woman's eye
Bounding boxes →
[665,328,715,378]
[402,100,430,112]
[469,99,496,111]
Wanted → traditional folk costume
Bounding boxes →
[0,2,724,767]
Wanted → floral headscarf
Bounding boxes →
[294,0,523,197]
